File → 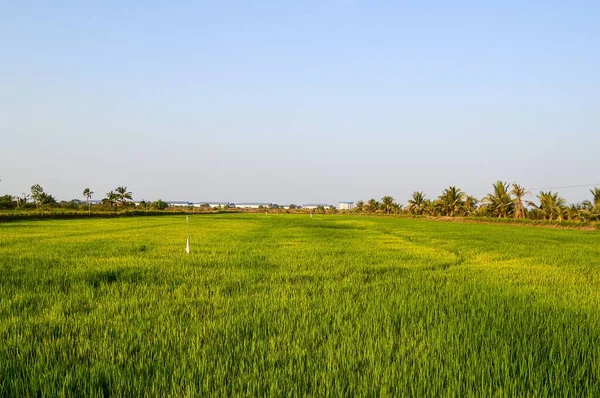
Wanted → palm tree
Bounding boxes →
[437,186,466,216]
[590,187,600,207]
[366,198,379,213]
[381,196,395,214]
[527,191,566,220]
[464,195,479,215]
[355,200,365,213]
[115,186,133,206]
[566,203,592,222]
[419,199,435,216]
[83,188,94,215]
[581,200,593,210]
[408,191,427,215]
[510,183,529,219]
[482,181,513,218]
[102,191,119,210]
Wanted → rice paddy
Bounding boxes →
[1,214,599,396]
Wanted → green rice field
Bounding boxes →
[1,214,599,396]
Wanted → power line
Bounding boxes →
[525,183,600,191]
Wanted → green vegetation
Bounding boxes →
[2,181,600,222]
[356,183,600,222]
[1,214,599,396]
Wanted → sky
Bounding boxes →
[1,1,599,205]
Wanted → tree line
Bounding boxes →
[355,182,600,222]
[1,181,599,222]
[0,185,168,213]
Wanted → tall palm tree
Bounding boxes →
[102,191,119,209]
[528,191,566,220]
[437,186,465,216]
[464,195,479,215]
[482,181,513,218]
[381,196,395,214]
[115,186,133,206]
[355,200,365,213]
[83,188,94,215]
[408,191,427,215]
[510,183,529,219]
[366,198,379,213]
[590,187,600,207]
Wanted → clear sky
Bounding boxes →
[1,1,599,205]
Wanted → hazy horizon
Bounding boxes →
[2,1,599,205]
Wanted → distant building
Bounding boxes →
[338,201,354,210]
[302,203,330,210]
[196,202,230,208]
[168,201,193,207]
[164,201,231,208]
[234,202,271,209]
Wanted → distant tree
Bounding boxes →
[289,204,297,209]
[60,200,82,209]
[366,198,379,213]
[581,200,593,210]
[527,191,567,220]
[381,196,396,214]
[354,200,364,213]
[511,183,529,219]
[102,190,119,210]
[316,205,325,213]
[0,195,16,210]
[590,187,600,207]
[422,199,435,216]
[566,202,593,222]
[83,188,94,215]
[437,186,466,216]
[138,200,148,214]
[115,186,133,206]
[408,191,427,215]
[30,184,44,212]
[40,193,57,210]
[464,195,479,216]
[16,193,30,209]
[30,184,56,214]
[151,199,169,210]
[481,181,513,218]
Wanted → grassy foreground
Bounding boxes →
[1,214,599,396]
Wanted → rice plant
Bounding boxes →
[1,214,599,396]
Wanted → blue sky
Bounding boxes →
[1,1,599,204]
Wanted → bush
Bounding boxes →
[0,195,16,210]
[151,199,169,210]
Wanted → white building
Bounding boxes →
[234,202,271,209]
[168,201,194,208]
[338,201,354,210]
[195,202,230,208]
[302,203,330,210]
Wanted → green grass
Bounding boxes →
[1,214,599,396]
